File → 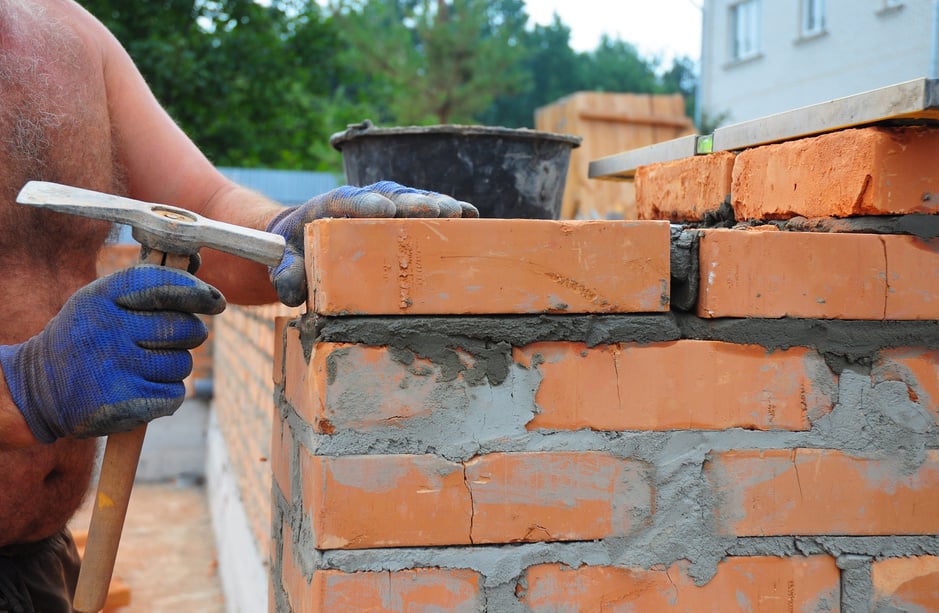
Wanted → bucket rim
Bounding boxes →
[330,119,583,151]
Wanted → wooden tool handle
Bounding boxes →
[73,250,191,612]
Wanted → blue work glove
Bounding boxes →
[0,265,226,443]
[266,180,479,306]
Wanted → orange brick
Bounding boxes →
[516,340,832,431]
[305,218,670,315]
[310,569,482,612]
[281,522,313,613]
[873,556,939,611]
[883,235,939,319]
[272,316,293,386]
[732,126,939,220]
[521,556,839,611]
[698,229,886,319]
[707,449,939,535]
[875,348,939,423]
[301,453,472,549]
[635,151,735,221]
[303,343,508,434]
[284,326,314,420]
[466,452,652,543]
[271,413,292,502]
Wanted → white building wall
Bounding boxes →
[701,0,935,125]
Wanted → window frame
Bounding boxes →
[800,0,827,38]
[729,0,762,62]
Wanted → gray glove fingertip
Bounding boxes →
[434,196,463,218]
[272,259,308,308]
[391,193,440,218]
[459,201,480,218]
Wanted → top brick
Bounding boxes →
[635,151,736,222]
[733,126,939,220]
[304,218,670,315]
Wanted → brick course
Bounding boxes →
[305,218,671,315]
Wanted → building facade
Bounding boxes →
[699,0,937,125]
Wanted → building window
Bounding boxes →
[730,0,761,61]
[800,0,826,37]
[877,0,904,13]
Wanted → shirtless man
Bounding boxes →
[0,1,476,610]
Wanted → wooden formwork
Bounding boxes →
[536,92,694,220]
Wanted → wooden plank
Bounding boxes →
[537,92,694,218]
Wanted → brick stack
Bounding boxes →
[269,124,939,611]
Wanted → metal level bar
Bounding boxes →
[588,135,700,181]
[711,77,939,152]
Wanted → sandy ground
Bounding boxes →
[68,481,225,613]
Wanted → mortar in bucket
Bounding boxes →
[330,120,582,219]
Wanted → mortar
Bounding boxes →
[330,120,582,219]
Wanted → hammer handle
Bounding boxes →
[73,250,191,612]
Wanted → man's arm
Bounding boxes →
[67,1,478,307]
[69,1,284,305]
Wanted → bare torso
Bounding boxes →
[0,0,120,545]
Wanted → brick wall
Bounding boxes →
[214,303,299,554]
[266,124,939,611]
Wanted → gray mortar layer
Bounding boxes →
[312,313,939,358]
[279,313,939,602]
[838,555,873,613]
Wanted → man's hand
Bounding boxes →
[0,265,226,443]
[266,181,479,306]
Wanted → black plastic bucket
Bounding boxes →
[330,121,582,219]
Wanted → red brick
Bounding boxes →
[271,413,292,502]
[280,522,313,613]
[301,453,472,549]
[635,151,735,221]
[303,343,447,434]
[707,449,939,535]
[305,218,670,315]
[310,569,483,612]
[874,348,939,424]
[516,340,832,431]
[272,316,293,386]
[732,126,939,220]
[873,556,939,611]
[521,556,839,611]
[883,235,939,319]
[698,229,886,319]
[284,326,314,421]
[466,452,652,543]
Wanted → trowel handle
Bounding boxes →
[73,250,191,612]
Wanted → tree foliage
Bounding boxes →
[81,0,701,172]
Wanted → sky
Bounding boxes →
[524,0,703,65]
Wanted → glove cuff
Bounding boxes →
[0,340,60,443]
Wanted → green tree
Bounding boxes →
[476,15,578,128]
[82,0,352,170]
[330,0,528,124]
